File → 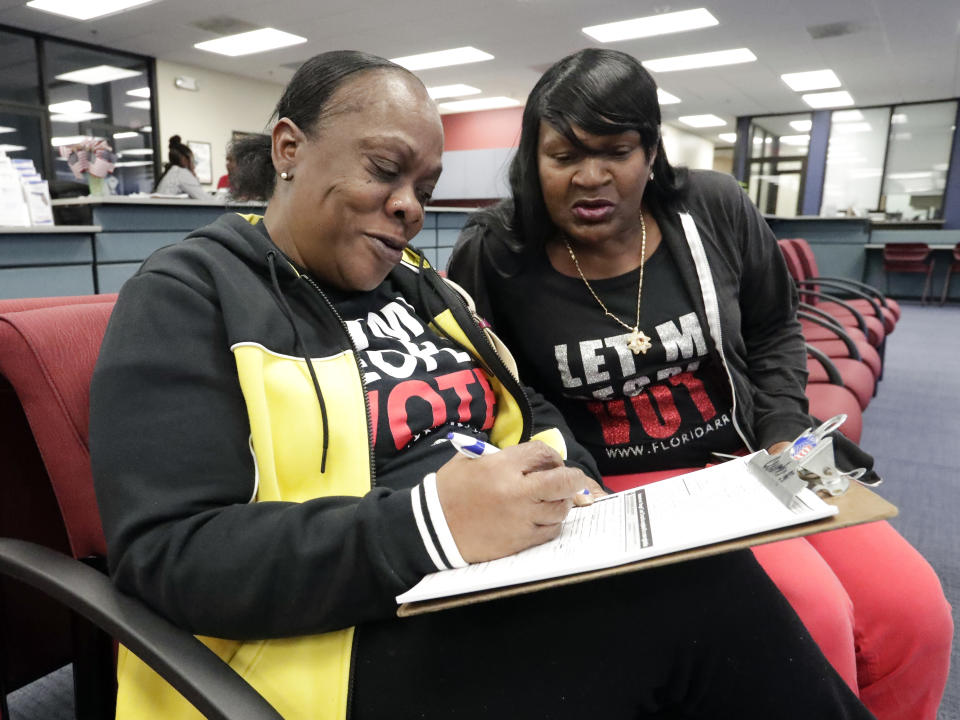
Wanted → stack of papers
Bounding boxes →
[397,454,838,605]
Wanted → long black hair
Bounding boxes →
[231,50,415,200]
[153,135,194,190]
[508,48,687,250]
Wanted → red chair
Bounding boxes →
[882,243,935,305]
[787,238,899,331]
[0,298,282,720]
[806,345,874,412]
[938,242,960,305]
[778,240,887,349]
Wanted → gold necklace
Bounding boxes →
[563,213,652,355]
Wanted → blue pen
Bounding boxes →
[445,432,592,498]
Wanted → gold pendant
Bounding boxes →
[627,328,652,355]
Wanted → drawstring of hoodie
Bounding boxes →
[266,251,330,473]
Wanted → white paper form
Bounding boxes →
[397,454,838,604]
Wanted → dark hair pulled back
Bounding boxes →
[230,50,412,200]
[508,48,687,251]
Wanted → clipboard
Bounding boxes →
[398,482,896,617]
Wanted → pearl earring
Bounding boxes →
[280,171,291,181]
[649,171,655,181]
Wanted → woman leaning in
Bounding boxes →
[90,50,875,719]
[448,47,952,720]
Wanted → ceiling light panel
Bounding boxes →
[802,90,854,108]
[391,47,494,71]
[717,133,738,143]
[657,88,681,104]
[50,112,107,123]
[790,120,812,131]
[438,97,521,113]
[583,8,718,43]
[55,65,141,84]
[126,87,151,98]
[780,69,841,92]
[26,0,153,21]
[0,144,27,152]
[125,100,151,109]
[779,134,810,145]
[643,48,756,72]
[427,84,481,100]
[112,131,140,139]
[194,28,307,57]
[678,114,727,128]
[48,100,92,114]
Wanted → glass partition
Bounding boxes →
[820,108,891,218]
[745,113,812,216]
[880,101,958,221]
[0,29,40,106]
[44,40,155,195]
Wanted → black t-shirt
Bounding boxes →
[499,241,739,476]
[331,277,494,489]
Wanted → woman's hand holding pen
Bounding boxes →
[435,441,594,563]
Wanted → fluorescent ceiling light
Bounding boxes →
[26,0,153,21]
[832,110,864,122]
[48,100,92,114]
[194,28,307,57]
[779,134,810,145]
[50,112,108,123]
[643,48,756,72]
[0,144,27,153]
[802,90,854,109]
[112,131,139,139]
[678,114,726,128]
[125,100,151,110]
[114,160,153,167]
[0,126,15,134]
[438,96,522,113]
[717,133,737,143]
[891,113,908,124]
[427,84,481,100]
[56,65,141,85]
[790,119,812,131]
[126,87,151,98]
[391,47,494,71]
[657,88,681,104]
[142,126,152,132]
[582,8,718,42]
[780,69,841,92]
[119,148,153,155]
[51,135,95,146]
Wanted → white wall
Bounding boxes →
[661,124,716,171]
[155,61,285,188]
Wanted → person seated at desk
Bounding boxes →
[447,48,952,720]
[90,50,875,720]
[153,135,208,200]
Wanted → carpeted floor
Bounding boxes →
[858,301,960,720]
[5,302,959,719]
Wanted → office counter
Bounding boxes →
[766,216,960,302]
[1,197,472,299]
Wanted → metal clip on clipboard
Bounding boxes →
[748,415,869,505]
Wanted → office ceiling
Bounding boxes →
[2,0,959,144]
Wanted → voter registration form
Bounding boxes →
[397,453,837,604]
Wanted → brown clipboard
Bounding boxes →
[397,482,897,617]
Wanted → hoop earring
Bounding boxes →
[280,171,291,181]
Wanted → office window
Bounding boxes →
[0,29,40,106]
[820,108,891,218]
[44,41,154,193]
[880,101,958,221]
[0,110,44,174]
[745,113,811,216]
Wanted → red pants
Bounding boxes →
[606,473,953,720]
